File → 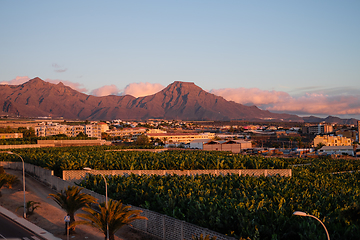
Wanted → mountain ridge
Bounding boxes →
[0,77,304,121]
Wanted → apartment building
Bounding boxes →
[146,132,215,144]
[313,135,352,147]
[35,122,101,139]
[302,124,333,135]
[0,133,23,139]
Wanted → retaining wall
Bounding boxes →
[0,144,55,149]
[63,168,292,182]
[0,161,237,240]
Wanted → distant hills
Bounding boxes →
[302,116,359,125]
[0,78,357,123]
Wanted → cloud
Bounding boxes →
[210,87,290,106]
[266,93,360,116]
[122,82,165,97]
[0,76,30,85]
[0,76,87,93]
[45,79,88,93]
[52,63,67,73]
[211,87,360,117]
[90,85,120,97]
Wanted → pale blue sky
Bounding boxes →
[1,1,360,118]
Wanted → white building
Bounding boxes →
[318,146,354,156]
[189,139,212,149]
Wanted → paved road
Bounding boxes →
[0,213,45,240]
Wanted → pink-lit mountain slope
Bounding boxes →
[0,78,303,121]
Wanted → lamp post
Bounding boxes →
[293,211,330,240]
[6,151,26,218]
[83,167,108,240]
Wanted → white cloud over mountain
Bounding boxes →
[0,76,88,93]
[90,85,120,96]
[122,82,165,97]
[211,87,360,117]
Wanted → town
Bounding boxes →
[1,118,359,157]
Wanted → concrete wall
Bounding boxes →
[63,169,292,182]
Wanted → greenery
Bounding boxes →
[2,145,360,239]
[16,201,41,216]
[0,172,19,189]
[0,147,306,177]
[78,159,360,240]
[48,186,97,233]
[73,199,147,240]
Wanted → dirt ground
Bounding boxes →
[0,169,158,240]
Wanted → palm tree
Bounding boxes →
[353,141,359,158]
[288,137,294,149]
[73,199,147,240]
[48,186,96,233]
[16,200,41,216]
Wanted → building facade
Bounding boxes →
[0,133,23,139]
[313,135,352,147]
[302,124,333,135]
[106,127,147,140]
[203,140,252,153]
[146,132,215,144]
[34,122,101,139]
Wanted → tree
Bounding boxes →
[295,137,302,149]
[16,201,41,216]
[0,178,7,197]
[101,132,110,140]
[73,199,147,240]
[48,186,96,233]
[134,134,150,145]
[353,141,359,157]
[76,132,88,138]
[341,201,360,227]
[288,137,294,149]
[315,142,325,151]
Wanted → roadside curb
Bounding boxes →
[0,205,61,240]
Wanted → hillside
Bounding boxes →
[0,78,303,121]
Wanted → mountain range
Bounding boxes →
[0,78,357,123]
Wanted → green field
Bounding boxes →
[2,147,360,239]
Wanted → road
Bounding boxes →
[0,213,45,240]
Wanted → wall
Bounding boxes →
[0,144,55,150]
[37,139,105,147]
[0,161,238,240]
[63,169,292,182]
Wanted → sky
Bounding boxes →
[1,1,360,119]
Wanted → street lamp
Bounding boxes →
[83,167,109,240]
[7,151,26,218]
[293,211,330,240]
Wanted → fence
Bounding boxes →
[63,168,292,182]
[0,161,237,240]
